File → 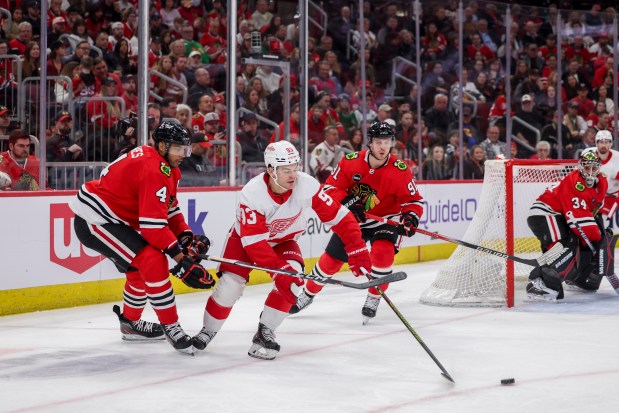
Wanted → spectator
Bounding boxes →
[94,32,118,71]
[424,93,450,136]
[92,58,122,96]
[421,21,447,62]
[309,125,344,183]
[0,106,13,136]
[64,40,92,65]
[522,43,545,72]
[46,39,69,77]
[87,77,123,158]
[513,94,546,158]
[530,141,552,160]
[175,104,193,130]
[340,126,363,153]
[376,104,393,123]
[395,111,414,149]
[593,84,614,114]
[113,38,137,75]
[47,16,67,46]
[3,8,23,41]
[466,33,494,62]
[479,125,506,160]
[249,76,269,116]
[563,101,588,152]
[67,18,92,48]
[21,41,41,78]
[180,22,208,64]
[147,103,162,131]
[422,144,452,180]
[0,130,41,190]
[179,132,217,187]
[463,145,486,179]
[10,22,32,55]
[120,74,138,115]
[572,128,597,158]
[255,65,281,95]
[447,105,481,148]
[352,17,378,51]
[540,110,571,158]
[46,111,84,162]
[237,112,268,163]
[270,103,301,144]
[588,33,613,59]
[252,0,273,31]
[187,68,216,112]
[160,97,178,119]
[570,83,594,118]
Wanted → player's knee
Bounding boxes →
[370,239,395,268]
[211,272,247,307]
[317,253,344,275]
[133,246,168,281]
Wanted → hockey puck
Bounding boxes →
[500,378,515,385]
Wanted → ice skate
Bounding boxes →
[361,295,381,325]
[192,327,217,351]
[289,290,314,314]
[248,323,280,360]
[112,305,165,341]
[162,322,194,355]
[526,278,558,302]
[564,279,598,293]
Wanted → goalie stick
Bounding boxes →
[195,253,407,289]
[362,270,455,383]
[364,213,564,268]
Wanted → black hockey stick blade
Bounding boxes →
[196,253,407,289]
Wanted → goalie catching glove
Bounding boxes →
[271,264,304,304]
[397,212,419,237]
[171,255,215,289]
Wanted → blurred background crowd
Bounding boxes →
[0,0,618,190]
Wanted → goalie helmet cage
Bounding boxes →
[420,159,577,308]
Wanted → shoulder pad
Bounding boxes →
[574,180,585,192]
[392,160,408,171]
[160,161,171,177]
[345,152,359,160]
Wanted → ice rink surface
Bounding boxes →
[2,260,619,413]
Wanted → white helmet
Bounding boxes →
[264,141,301,169]
[595,130,613,142]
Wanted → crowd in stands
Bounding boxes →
[0,0,618,190]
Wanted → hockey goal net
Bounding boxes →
[420,159,577,308]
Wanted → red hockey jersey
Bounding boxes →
[69,145,190,254]
[530,169,608,243]
[323,150,424,226]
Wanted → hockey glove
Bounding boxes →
[171,255,215,289]
[342,195,367,223]
[397,212,419,237]
[177,230,194,253]
[271,265,304,304]
[346,246,372,277]
[188,234,211,262]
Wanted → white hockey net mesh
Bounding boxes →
[420,159,577,307]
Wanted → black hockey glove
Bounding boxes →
[397,212,419,237]
[189,234,211,262]
[170,256,215,289]
[342,195,367,223]
[177,230,194,253]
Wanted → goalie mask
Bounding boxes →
[578,150,602,188]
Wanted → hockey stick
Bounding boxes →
[365,213,564,268]
[195,253,407,289]
[565,211,619,293]
[362,270,455,383]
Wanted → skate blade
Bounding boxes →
[174,346,195,356]
[248,343,278,360]
[121,333,165,341]
[362,316,373,325]
[564,285,597,293]
[525,293,557,303]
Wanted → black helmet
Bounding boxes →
[367,121,395,141]
[153,121,191,146]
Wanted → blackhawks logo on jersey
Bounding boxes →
[575,181,585,192]
[160,162,171,177]
[345,152,359,160]
[351,183,380,210]
[393,160,407,171]
[0,154,4,165]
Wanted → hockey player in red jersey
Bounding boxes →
[290,121,424,324]
[70,121,214,354]
[192,140,372,360]
[526,150,609,301]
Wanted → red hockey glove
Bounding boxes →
[346,246,372,277]
[272,265,303,304]
[171,256,215,289]
[397,212,419,237]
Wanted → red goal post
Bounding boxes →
[420,159,578,308]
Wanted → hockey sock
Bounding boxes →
[305,253,344,295]
[203,272,246,332]
[368,240,395,295]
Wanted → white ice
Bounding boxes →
[2,260,619,413]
